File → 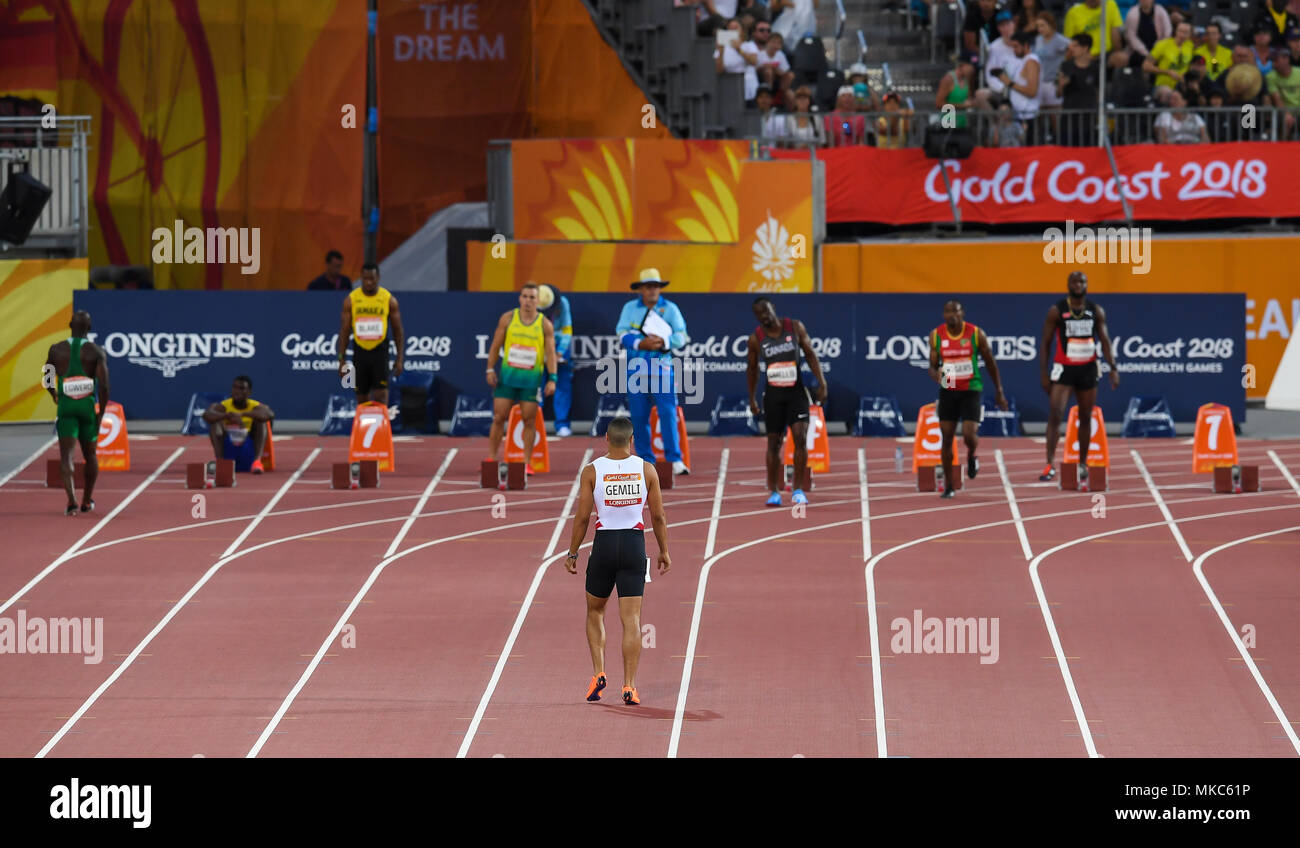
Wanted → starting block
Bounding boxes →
[480,459,503,489]
[1213,464,1259,494]
[917,464,962,492]
[187,460,235,489]
[655,460,674,490]
[1060,464,1107,492]
[332,460,379,490]
[45,460,86,487]
[506,461,527,490]
[783,464,813,491]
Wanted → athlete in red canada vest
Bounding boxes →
[1038,271,1120,484]
[928,300,1007,499]
[746,297,828,507]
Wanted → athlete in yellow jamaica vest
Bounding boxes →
[337,263,405,406]
[485,282,558,471]
[202,375,276,473]
[44,310,111,516]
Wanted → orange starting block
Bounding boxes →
[1061,405,1109,491]
[1192,403,1239,473]
[45,460,86,487]
[349,402,395,472]
[332,460,379,489]
[96,401,130,471]
[1212,465,1259,494]
[781,404,828,490]
[912,402,960,489]
[187,460,235,489]
[649,406,691,470]
[504,405,550,472]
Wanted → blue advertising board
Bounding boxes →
[71,292,1245,426]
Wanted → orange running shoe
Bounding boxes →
[251,459,265,475]
[622,685,640,705]
[1038,464,1056,482]
[585,674,606,702]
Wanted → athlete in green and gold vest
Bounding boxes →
[44,310,111,515]
[928,300,1008,499]
[337,263,404,406]
[485,283,557,471]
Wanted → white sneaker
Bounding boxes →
[556,426,572,437]
[672,460,690,476]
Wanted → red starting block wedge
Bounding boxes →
[1060,464,1107,492]
[46,460,86,488]
[187,460,235,489]
[783,464,813,491]
[480,460,501,489]
[506,461,527,490]
[1213,464,1258,494]
[655,460,674,490]
[332,460,379,490]
[917,464,962,492]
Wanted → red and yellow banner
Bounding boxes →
[0,258,88,422]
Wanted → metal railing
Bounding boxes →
[751,106,1295,149]
[0,115,90,256]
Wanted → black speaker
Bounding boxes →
[0,165,53,246]
[923,126,975,160]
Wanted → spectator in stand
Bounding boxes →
[1204,84,1239,140]
[1167,8,1186,33]
[785,85,826,144]
[1144,20,1195,103]
[1015,0,1044,34]
[1250,26,1277,74]
[1154,86,1208,141]
[1288,27,1300,60]
[1000,30,1043,139]
[1064,0,1127,69]
[753,27,794,96]
[992,101,1027,144]
[755,85,788,138]
[739,0,771,22]
[715,18,761,105]
[770,0,818,43]
[307,250,351,291]
[874,91,913,147]
[846,62,882,110]
[1182,55,1209,105]
[823,86,868,146]
[975,11,1020,108]
[1059,33,1101,144]
[1267,48,1300,136]
[1255,0,1300,48]
[965,0,1003,56]
[1125,0,1170,62]
[1036,11,1072,111]
[1195,22,1233,82]
[935,56,976,127]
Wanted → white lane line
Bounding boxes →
[1192,526,1300,755]
[383,450,455,558]
[0,447,184,617]
[671,515,862,759]
[859,448,872,559]
[36,448,319,758]
[0,436,57,488]
[455,449,593,758]
[1131,449,1195,562]
[1268,450,1300,496]
[703,449,729,559]
[996,449,1033,562]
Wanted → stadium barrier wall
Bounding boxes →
[71,291,1244,427]
[1,259,88,422]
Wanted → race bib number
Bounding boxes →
[766,361,798,387]
[226,426,249,446]
[1065,318,1094,338]
[942,359,974,380]
[506,344,538,370]
[1066,339,1096,362]
[60,376,94,400]
[354,317,384,341]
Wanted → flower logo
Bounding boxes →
[751,213,793,281]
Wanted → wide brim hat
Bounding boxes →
[536,283,555,309]
[631,267,670,289]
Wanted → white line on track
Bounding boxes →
[0,436,57,488]
[996,449,1033,561]
[858,448,871,559]
[1191,526,1300,755]
[703,449,729,559]
[36,448,320,758]
[454,449,592,758]
[0,447,184,617]
[1268,450,1300,496]
[383,451,455,558]
[1131,449,1195,562]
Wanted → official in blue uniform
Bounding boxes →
[538,284,575,436]
[615,268,690,474]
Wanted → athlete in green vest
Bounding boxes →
[484,283,558,470]
[44,310,111,515]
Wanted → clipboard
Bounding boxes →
[641,307,673,348]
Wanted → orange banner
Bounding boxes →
[823,236,1299,399]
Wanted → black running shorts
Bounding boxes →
[1050,361,1099,391]
[936,388,983,423]
[763,386,810,434]
[585,528,647,599]
[352,344,390,395]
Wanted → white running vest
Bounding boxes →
[592,455,647,531]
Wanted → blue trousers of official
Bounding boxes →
[553,360,574,429]
[626,359,681,463]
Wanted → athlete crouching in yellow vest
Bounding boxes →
[202,375,275,473]
[484,282,558,471]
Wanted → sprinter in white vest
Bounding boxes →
[563,416,671,706]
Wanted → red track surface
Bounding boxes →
[1,434,1297,758]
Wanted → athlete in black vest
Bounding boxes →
[746,298,827,506]
[1039,271,1120,483]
